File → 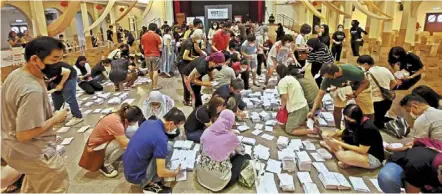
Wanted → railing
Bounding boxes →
[277,14,294,30]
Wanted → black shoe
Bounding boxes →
[384,120,402,139]
[396,117,410,136]
[143,182,172,193]
[99,164,118,178]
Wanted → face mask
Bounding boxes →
[285,43,291,47]
[166,127,178,135]
[41,63,60,75]
[338,28,343,31]
[213,25,217,28]
[249,43,255,47]
[410,106,419,119]
[215,66,223,71]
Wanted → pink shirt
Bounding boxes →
[88,114,125,148]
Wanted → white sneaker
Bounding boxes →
[99,164,119,178]
[65,117,84,127]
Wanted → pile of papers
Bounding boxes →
[318,172,352,190]
[296,151,312,171]
[303,182,320,193]
[318,112,335,127]
[317,148,333,159]
[259,111,271,121]
[322,93,334,111]
[97,92,111,99]
[302,141,316,151]
[256,173,279,194]
[173,140,193,150]
[276,136,289,150]
[119,93,129,101]
[288,139,303,151]
[108,97,122,105]
[253,144,270,160]
[250,112,261,123]
[297,172,313,184]
[349,176,370,192]
[278,173,295,192]
[84,102,94,107]
[94,98,104,105]
[265,159,281,174]
[312,162,329,174]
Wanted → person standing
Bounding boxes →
[141,23,162,90]
[388,46,424,90]
[275,23,285,41]
[212,22,232,53]
[306,38,335,87]
[350,20,368,56]
[331,24,346,62]
[160,27,175,77]
[319,24,331,48]
[107,25,114,43]
[241,34,260,87]
[357,55,397,129]
[266,35,299,87]
[125,30,135,46]
[294,24,311,67]
[1,36,69,192]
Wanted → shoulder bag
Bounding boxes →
[368,72,396,101]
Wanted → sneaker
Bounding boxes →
[65,117,84,127]
[99,164,118,178]
[396,117,410,136]
[143,182,172,193]
[384,120,402,139]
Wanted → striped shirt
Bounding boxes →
[307,46,334,65]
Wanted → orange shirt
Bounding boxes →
[141,31,161,57]
[88,113,125,148]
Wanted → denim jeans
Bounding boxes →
[51,79,82,118]
[140,142,174,188]
[93,74,106,83]
[378,162,404,193]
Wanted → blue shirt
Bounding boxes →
[123,120,168,184]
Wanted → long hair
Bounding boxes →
[206,95,226,122]
[116,103,144,125]
[75,56,88,75]
[343,104,364,125]
[388,46,407,66]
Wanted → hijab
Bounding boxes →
[201,109,240,162]
[75,56,88,75]
[143,91,169,119]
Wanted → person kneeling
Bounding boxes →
[320,104,385,169]
[196,109,251,192]
[79,103,144,177]
[74,56,104,94]
[123,108,186,193]
[213,78,247,119]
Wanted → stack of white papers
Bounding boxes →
[113,92,122,96]
[310,152,325,162]
[261,134,275,141]
[56,145,65,155]
[319,112,335,127]
[173,140,193,150]
[318,172,340,189]
[108,97,122,105]
[307,119,315,130]
[303,182,320,193]
[192,144,201,152]
[250,112,261,123]
[383,142,404,149]
[165,160,187,181]
[296,151,312,171]
[276,136,289,150]
[246,101,254,109]
[244,145,253,155]
[312,162,329,174]
[240,89,252,97]
[256,173,279,194]
[394,69,409,79]
[259,111,271,121]
[81,97,90,101]
[333,172,352,190]
[263,101,272,110]
[77,125,90,133]
[370,178,382,192]
[297,172,313,184]
[266,159,282,174]
[278,148,296,160]
[253,144,270,160]
[255,123,264,130]
[278,173,295,192]
[119,93,129,101]
[93,109,103,113]
[317,148,333,159]
[92,96,99,100]
[83,110,92,115]
[170,149,197,171]
[57,127,70,133]
[252,129,263,136]
[264,126,273,131]
[84,102,94,107]
[77,100,84,105]
[265,120,277,126]
[249,92,262,98]
[94,98,104,105]
[101,108,113,115]
[288,139,303,151]
[122,98,135,105]
[302,141,316,150]
[241,137,257,145]
[237,125,250,132]
[97,92,111,99]
[61,137,74,145]
[349,176,370,192]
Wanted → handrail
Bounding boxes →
[276,14,294,30]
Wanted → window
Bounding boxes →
[438,15,442,22]
[428,14,436,22]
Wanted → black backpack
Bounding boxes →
[383,117,411,139]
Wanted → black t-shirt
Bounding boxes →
[43,62,77,85]
[181,56,211,80]
[332,31,346,43]
[106,30,113,41]
[352,120,385,162]
[350,26,367,41]
[229,39,240,51]
[390,147,442,192]
[91,62,106,77]
[213,84,246,112]
[184,105,211,133]
[178,38,194,62]
[399,53,424,75]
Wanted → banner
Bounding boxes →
[207,8,228,19]
[1,48,25,67]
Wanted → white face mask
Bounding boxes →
[213,25,217,28]
[410,112,418,120]
[285,43,291,47]
[166,128,178,135]
[338,28,343,31]
[249,43,255,47]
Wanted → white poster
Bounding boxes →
[207,8,228,19]
[1,48,25,67]
[195,16,205,27]
[186,17,195,25]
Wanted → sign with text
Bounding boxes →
[207,8,229,19]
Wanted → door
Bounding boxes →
[312,9,321,34]
[424,12,442,34]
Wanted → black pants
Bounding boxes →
[239,71,250,90]
[257,54,267,76]
[395,75,421,90]
[191,84,203,108]
[225,154,251,188]
[373,99,394,129]
[351,41,361,56]
[331,44,343,61]
[294,51,306,68]
[311,62,323,87]
[78,80,103,94]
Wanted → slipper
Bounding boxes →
[152,86,162,91]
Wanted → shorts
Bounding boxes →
[248,56,258,70]
[334,89,374,114]
[145,56,160,72]
[367,154,382,169]
[285,105,309,133]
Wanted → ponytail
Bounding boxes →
[116,103,144,124]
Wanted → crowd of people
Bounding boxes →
[2,17,442,194]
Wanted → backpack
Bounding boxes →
[383,117,411,139]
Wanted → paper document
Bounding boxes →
[349,176,370,192]
[370,178,382,192]
[312,162,329,173]
[255,123,264,130]
[310,152,325,162]
[303,182,320,193]
[266,159,282,174]
[252,129,263,136]
[57,127,70,133]
[256,173,279,194]
[237,125,250,132]
[261,134,275,141]
[307,119,315,130]
[302,141,316,150]
[297,172,313,184]
[264,126,273,131]
[77,125,90,133]
[61,137,74,145]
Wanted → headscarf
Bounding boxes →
[206,51,225,63]
[201,109,240,162]
[142,91,172,120]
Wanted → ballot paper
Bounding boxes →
[296,151,312,171]
[319,112,335,127]
[265,120,277,126]
[349,176,370,192]
[266,159,282,174]
[56,145,65,155]
[84,102,94,107]
[383,142,404,149]
[93,109,103,113]
[317,148,333,159]
[333,172,352,190]
[259,111,271,121]
[252,129,263,136]
[312,162,329,173]
[255,123,264,130]
[108,97,122,105]
[256,173,279,194]
[57,127,70,133]
[174,140,193,150]
[237,125,250,132]
[61,137,74,145]
[297,172,313,184]
[278,148,296,160]
[254,144,270,160]
[77,125,90,133]
[278,173,295,192]
[83,110,92,115]
[318,171,340,189]
[113,92,122,96]
[119,93,129,100]
[288,139,303,150]
[241,137,257,145]
[310,152,325,162]
[244,145,253,156]
[101,108,113,115]
[237,136,244,142]
[94,98,104,105]
[394,69,410,79]
[261,134,275,141]
[264,126,274,132]
[193,144,201,152]
[370,178,382,192]
[97,92,111,99]
[307,118,315,130]
[251,160,266,174]
[276,136,289,150]
[122,98,135,105]
[302,141,316,150]
[303,182,320,193]
[250,112,261,123]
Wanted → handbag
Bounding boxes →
[368,72,396,101]
[238,159,257,188]
[276,108,288,124]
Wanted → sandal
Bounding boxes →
[4,174,24,193]
[152,86,162,91]
[183,101,192,106]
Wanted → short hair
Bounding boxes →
[412,85,441,108]
[109,25,113,28]
[300,24,312,35]
[231,78,244,90]
[320,63,340,76]
[288,66,302,78]
[193,18,203,26]
[240,59,249,65]
[163,107,186,124]
[224,22,232,28]
[164,21,168,24]
[148,23,157,31]
[164,27,171,34]
[24,36,65,62]
[276,64,288,78]
[247,34,256,42]
[357,55,375,66]
[400,94,428,107]
[281,34,294,44]
[102,58,112,64]
[223,51,231,62]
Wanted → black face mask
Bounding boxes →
[215,66,223,71]
[41,63,61,77]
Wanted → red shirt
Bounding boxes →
[141,31,161,57]
[212,31,230,52]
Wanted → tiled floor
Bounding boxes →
[56,73,414,193]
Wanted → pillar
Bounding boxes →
[92,3,102,39]
[397,1,411,46]
[29,0,48,36]
[81,2,93,49]
[109,7,118,44]
[265,0,274,23]
[327,6,338,33]
[294,3,307,32]
[404,1,422,49]
[381,1,394,48]
[343,1,353,61]
[165,0,174,24]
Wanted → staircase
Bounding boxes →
[276,14,297,35]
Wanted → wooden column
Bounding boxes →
[404,1,422,49]
[343,1,353,61]
[29,0,48,36]
[381,1,394,48]
[81,2,93,49]
[397,1,411,46]
[109,7,118,45]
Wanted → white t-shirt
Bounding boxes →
[277,76,308,113]
[414,107,442,140]
[295,34,306,47]
[162,34,173,46]
[267,41,292,67]
[367,66,395,102]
